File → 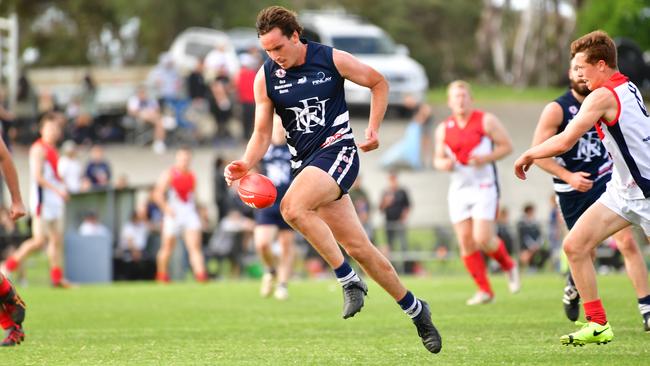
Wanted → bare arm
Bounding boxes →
[469,113,512,166]
[433,122,454,171]
[224,67,274,185]
[333,49,388,152]
[531,102,593,192]
[153,169,172,215]
[515,88,615,179]
[0,139,25,220]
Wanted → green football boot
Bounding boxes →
[560,321,613,346]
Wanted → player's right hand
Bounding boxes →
[224,160,249,186]
[567,171,593,192]
[58,189,70,202]
[9,201,26,221]
[514,154,533,180]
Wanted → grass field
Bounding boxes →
[3,272,649,365]
[427,84,566,104]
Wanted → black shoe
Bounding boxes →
[342,279,367,319]
[412,301,442,354]
[562,285,580,322]
[0,286,26,326]
[643,312,650,333]
[1,326,24,347]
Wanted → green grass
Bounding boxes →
[427,84,566,104]
[4,273,649,365]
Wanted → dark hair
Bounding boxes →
[570,30,617,69]
[256,6,303,38]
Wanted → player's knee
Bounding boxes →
[343,238,372,259]
[255,240,270,251]
[280,201,302,226]
[32,237,47,249]
[562,235,588,259]
[615,234,639,255]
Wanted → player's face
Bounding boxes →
[572,52,606,91]
[447,86,472,116]
[569,59,590,96]
[40,121,61,143]
[176,150,191,169]
[259,28,301,69]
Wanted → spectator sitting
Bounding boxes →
[379,171,411,261]
[235,51,259,140]
[516,203,549,271]
[148,53,187,128]
[207,208,255,279]
[114,206,153,280]
[58,140,84,194]
[381,96,434,170]
[66,95,95,145]
[79,211,110,236]
[126,86,167,154]
[85,145,112,189]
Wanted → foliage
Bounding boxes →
[576,0,650,50]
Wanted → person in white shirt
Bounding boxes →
[118,208,150,262]
[126,87,167,154]
[57,140,83,194]
[78,211,110,237]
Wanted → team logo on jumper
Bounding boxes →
[286,97,329,134]
[312,71,332,85]
[569,105,578,115]
[275,69,286,78]
[572,131,604,162]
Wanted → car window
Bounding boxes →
[332,36,396,55]
[185,42,214,58]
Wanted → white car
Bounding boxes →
[300,11,429,110]
[168,27,239,77]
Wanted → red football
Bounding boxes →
[238,173,277,209]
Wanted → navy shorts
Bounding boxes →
[557,179,607,229]
[295,144,359,196]
[255,205,292,230]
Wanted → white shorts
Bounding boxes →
[448,184,498,224]
[162,210,201,237]
[598,185,650,235]
[30,191,64,221]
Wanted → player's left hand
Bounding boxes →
[9,201,26,221]
[358,128,379,152]
[514,154,533,180]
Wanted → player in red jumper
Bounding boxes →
[433,80,520,305]
[2,113,70,288]
[154,147,207,282]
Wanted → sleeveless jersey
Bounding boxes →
[552,90,613,194]
[594,72,650,199]
[264,39,353,172]
[168,168,196,210]
[260,144,292,209]
[30,138,64,216]
[443,110,498,190]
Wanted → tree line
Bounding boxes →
[1,0,649,87]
